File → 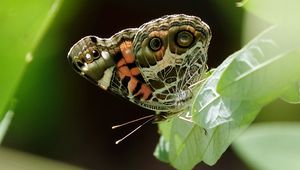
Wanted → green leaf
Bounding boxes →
[193,25,299,129]
[0,147,81,169]
[0,0,63,118]
[281,81,300,104]
[233,122,300,170]
[156,117,208,170]
[239,0,300,49]
[239,0,300,25]
[192,54,238,129]
[154,136,170,163]
[155,54,261,169]
[154,121,172,163]
[155,23,300,170]
[155,104,260,169]
[217,26,300,105]
[0,110,14,143]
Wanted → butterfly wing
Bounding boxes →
[67,28,170,111]
[133,14,212,112]
[67,29,138,99]
[67,14,212,113]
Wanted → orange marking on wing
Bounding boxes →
[117,58,126,68]
[118,67,153,100]
[117,40,153,100]
[128,78,138,93]
[130,67,140,76]
[118,66,131,77]
[155,46,165,61]
[185,25,196,34]
[120,41,135,64]
[133,84,152,100]
[149,30,168,38]
[140,84,152,100]
[117,70,125,80]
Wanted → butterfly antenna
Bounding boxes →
[112,114,154,129]
[114,115,156,144]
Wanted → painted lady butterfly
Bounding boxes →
[67,14,211,142]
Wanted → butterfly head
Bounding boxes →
[67,36,115,89]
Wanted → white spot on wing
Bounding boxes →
[98,66,114,90]
[85,53,92,60]
[101,51,110,60]
[82,63,88,71]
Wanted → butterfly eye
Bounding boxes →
[92,49,100,59]
[176,31,194,48]
[149,37,162,51]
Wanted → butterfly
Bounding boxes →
[67,14,212,143]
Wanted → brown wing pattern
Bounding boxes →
[133,14,212,112]
[67,14,212,113]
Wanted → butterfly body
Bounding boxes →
[68,14,211,121]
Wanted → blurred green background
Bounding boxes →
[1,0,300,169]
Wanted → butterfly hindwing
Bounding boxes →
[133,14,212,112]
